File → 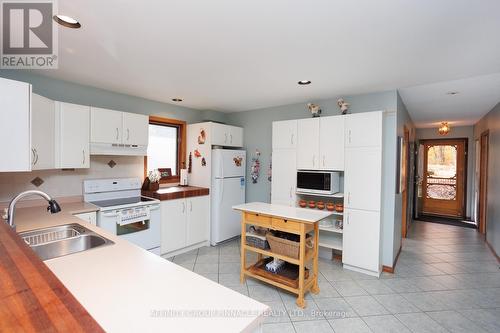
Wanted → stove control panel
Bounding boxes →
[118,206,151,225]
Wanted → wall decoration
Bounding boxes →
[233,156,243,167]
[337,98,350,114]
[201,157,207,166]
[198,129,206,144]
[188,152,192,173]
[158,168,172,181]
[307,103,322,117]
[194,149,201,158]
[268,154,272,182]
[250,150,261,184]
[31,177,44,187]
[107,160,116,168]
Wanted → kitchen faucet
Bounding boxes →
[4,190,61,231]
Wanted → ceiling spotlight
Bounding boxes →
[53,14,81,28]
[171,98,183,102]
[298,80,311,85]
[438,122,451,136]
[446,91,460,95]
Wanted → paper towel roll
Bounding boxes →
[180,169,188,186]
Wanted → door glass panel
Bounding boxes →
[117,220,150,236]
[426,145,457,200]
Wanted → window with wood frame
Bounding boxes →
[145,116,186,184]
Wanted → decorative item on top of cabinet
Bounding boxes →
[198,128,206,144]
[337,98,350,114]
[307,103,322,117]
[201,157,206,166]
[250,150,261,183]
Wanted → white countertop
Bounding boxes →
[14,204,268,333]
[233,202,333,223]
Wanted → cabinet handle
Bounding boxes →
[348,129,352,144]
[291,133,294,145]
[82,149,85,165]
[182,202,185,213]
[289,187,292,198]
[323,155,325,167]
[32,148,38,165]
[190,201,193,212]
[127,128,130,141]
[230,134,233,144]
[348,192,351,205]
[224,133,228,143]
[312,155,315,167]
[346,212,350,225]
[116,128,119,141]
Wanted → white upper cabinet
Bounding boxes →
[31,94,55,170]
[319,116,344,171]
[122,112,148,146]
[55,102,90,169]
[272,120,297,149]
[296,118,320,169]
[271,149,297,206]
[90,107,123,144]
[0,78,31,172]
[210,123,244,147]
[345,111,383,148]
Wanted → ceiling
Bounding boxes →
[34,0,500,120]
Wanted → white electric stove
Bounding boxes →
[83,178,161,255]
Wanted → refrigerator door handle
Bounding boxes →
[219,179,224,205]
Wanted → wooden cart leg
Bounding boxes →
[311,223,320,294]
[240,215,247,284]
[296,224,306,308]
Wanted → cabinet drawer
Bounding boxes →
[271,218,300,233]
[245,213,271,227]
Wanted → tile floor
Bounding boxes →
[164,221,499,332]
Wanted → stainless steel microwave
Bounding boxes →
[296,170,340,195]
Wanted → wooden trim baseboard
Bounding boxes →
[485,239,500,263]
[382,244,402,273]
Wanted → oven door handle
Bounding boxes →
[101,211,119,217]
[149,205,160,211]
[118,219,147,227]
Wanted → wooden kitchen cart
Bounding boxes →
[234,202,333,308]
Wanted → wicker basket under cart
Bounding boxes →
[266,232,313,259]
[245,226,269,249]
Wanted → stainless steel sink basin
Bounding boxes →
[18,223,114,261]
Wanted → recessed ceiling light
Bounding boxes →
[53,14,81,28]
[172,98,183,102]
[446,91,460,95]
[298,80,311,85]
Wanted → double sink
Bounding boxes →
[19,223,114,261]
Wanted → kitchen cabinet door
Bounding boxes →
[210,122,228,146]
[186,196,210,246]
[344,147,382,211]
[161,199,187,254]
[272,120,297,149]
[296,118,320,169]
[31,94,55,170]
[227,125,243,147]
[319,116,344,171]
[56,102,90,168]
[90,107,123,144]
[0,78,31,172]
[271,149,297,206]
[122,112,148,146]
[345,111,383,148]
[342,208,380,273]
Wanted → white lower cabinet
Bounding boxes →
[271,149,297,206]
[342,209,381,273]
[73,211,97,225]
[161,195,209,254]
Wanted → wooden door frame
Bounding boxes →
[401,126,410,238]
[479,131,489,235]
[420,138,468,219]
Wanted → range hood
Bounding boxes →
[90,142,147,156]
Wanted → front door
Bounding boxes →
[421,139,467,218]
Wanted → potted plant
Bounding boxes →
[145,170,161,191]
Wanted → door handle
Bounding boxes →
[116,128,119,141]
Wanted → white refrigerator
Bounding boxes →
[211,149,246,245]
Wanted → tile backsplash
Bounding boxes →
[0,156,143,203]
